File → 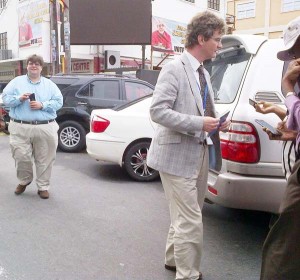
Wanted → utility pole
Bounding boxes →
[50,0,60,74]
[63,0,71,73]
[142,45,145,69]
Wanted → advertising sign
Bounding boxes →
[18,0,49,48]
[152,16,187,54]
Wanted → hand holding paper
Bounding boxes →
[208,110,230,137]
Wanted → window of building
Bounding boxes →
[208,0,220,11]
[237,1,255,19]
[0,32,7,49]
[0,0,7,9]
[282,0,300,12]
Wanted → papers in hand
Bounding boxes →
[207,110,230,137]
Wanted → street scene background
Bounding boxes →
[0,133,270,280]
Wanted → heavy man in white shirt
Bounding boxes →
[3,54,63,199]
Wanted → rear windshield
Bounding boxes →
[205,48,251,104]
[50,77,79,91]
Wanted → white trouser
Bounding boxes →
[9,121,59,190]
[160,145,208,280]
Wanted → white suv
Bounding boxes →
[206,34,287,214]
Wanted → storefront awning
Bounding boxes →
[0,58,24,65]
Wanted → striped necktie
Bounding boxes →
[198,65,212,116]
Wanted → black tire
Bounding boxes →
[124,141,159,182]
[58,120,86,153]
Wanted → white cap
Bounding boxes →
[277,16,300,61]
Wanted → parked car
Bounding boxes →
[205,34,287,214]
[0,74,154,152]
[88,34,289,214]
[0,82,8,93]
[86,95,158,182]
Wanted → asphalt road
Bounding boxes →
[0,133,270,280]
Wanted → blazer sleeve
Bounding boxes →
[150,62,203,135]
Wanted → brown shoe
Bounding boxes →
[37,190,49,199]
[165,265,202,279]
[164,264,176,272]
[15,182,31,195]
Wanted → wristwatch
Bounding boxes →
[286,91,295,97]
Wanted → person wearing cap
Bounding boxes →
[260,16,300,279]
[2,54,63,199]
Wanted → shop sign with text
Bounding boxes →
[71,61,92,73]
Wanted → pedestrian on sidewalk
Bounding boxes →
[2,54,63,199]
[147,11,229,280]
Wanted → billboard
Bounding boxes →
[18,0,50,49]
[152,16,187,54]
[70,0,152,45]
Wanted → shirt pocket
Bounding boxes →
[158,134,181,145]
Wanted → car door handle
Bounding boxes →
[77,102,87,105]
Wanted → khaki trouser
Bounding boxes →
[9,121,59,190]
[160,145,208,280]
[260,159,300,280]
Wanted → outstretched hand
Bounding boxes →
[255,101,276,114]
[203,117,220,133]
[263,127,297,141]
[219,120,230,132]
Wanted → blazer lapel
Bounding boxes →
[180,53,204,116]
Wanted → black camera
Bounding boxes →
[29,93,36,101]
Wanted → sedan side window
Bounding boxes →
[89,80,120,100]
[125,82,153,101]
[78,84,90,97]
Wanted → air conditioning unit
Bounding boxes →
[105,50,120,69]
[0,49,12,60]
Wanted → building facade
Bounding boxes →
[0,0,226,81]
[227,0,300,38]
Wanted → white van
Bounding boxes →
[206,34,288,214]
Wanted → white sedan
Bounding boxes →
[86,95,159,182]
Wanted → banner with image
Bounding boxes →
[18,0,49,48]
[152,16,187,54]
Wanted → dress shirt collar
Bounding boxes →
[184,50,202,72]
[26,74,41,85]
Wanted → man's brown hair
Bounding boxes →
[26,54,44,67]
[185,11,226,48]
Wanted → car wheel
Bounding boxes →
[58,121,86,153]
[124,141,159,182]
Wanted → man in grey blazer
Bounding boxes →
[147,11,230,280]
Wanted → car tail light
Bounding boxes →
[0,107,7,116]
[220,121,260,163]
[91,115,110,133]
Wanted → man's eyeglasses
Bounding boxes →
[28,62,41,66]
[158,24,165,27]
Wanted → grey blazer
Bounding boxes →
[147,52,221,177]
